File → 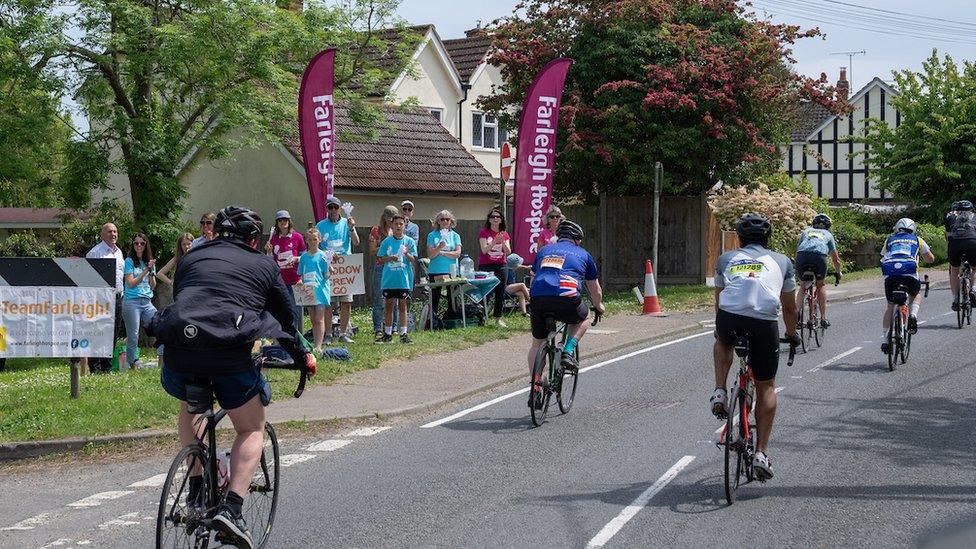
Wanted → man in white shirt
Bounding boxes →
[86,222,125,373]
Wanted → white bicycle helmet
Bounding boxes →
[894,218,917,234]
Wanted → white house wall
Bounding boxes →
[390,37,460,140]
[463,62,506,178]
[782,80,899,202]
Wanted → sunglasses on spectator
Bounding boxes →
[200,220,213,225]
[133,240,147,246]
[548,215,563,219]
[402,207,413,212]
[438,218,450,222]
[489,215,502,219]
[327,205,340,210]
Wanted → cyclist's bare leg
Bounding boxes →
[527,337,545,385]
[816,280,828,320]
[794,285,805,313]
[177,402,206,475]
[754,379,776,453]
[949,265,960,301]
[882,302,895,335]
[712,339,733,389]
[568,317,591,341]
[225,394,266,498]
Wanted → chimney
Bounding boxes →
[836,67,850,101]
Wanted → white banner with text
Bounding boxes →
[0,286,117,357]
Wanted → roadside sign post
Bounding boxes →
[653,162,662,272]
[500,142,513,208]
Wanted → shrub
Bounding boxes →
[0,231,57,257]
[708,183,815,255]
[915,223,948,265]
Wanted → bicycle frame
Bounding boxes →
[719,343,755,454]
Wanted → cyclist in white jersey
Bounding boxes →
[711,213,799,481]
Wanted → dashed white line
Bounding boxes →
[854,296,885,304]
[585,456,696,548]
[279,453,317,467]
[346,426,392,437]
[790,375,803,379]
[775,387,785,393]
[421,331,712,428]
[128,473,167,488]
[67,491,134,509]
[0,512,56,531]
[807,346,862,373]
[98,512,143,530]
[306,439,352,452]
[41,538,74,548]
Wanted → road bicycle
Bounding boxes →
[156,353,311,549]
[529,307,602,427]
[796,268,840,353]
[884,275,929,372]
[716,333,796,505]
[956,259,972,329]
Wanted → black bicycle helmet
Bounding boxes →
[812,213,832,229]
[215,205,264,240]
[735,212,772,244]
[951,200,973,211]
[555,219,585,241]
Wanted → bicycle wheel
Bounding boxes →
[958,283,966,329]
[901,324,911,364]
[156,444,213,549]
[812,300,823,348]
[886,324,896,372]
[723,388,744,505]
[797,305,808,354]
[243,422,280,549]
[530,345,553,426]
[557,346,579,414]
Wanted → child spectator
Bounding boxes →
[298,228,333,354]
[377,215,417,344]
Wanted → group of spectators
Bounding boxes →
[84,198,569,365]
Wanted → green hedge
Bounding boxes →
[915,222,948,265]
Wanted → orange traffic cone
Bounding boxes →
[642,260,665,315]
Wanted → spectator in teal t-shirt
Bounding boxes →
[426,209,462,318]
[315,196,360,344]
[298,228,334,354]
[122,233,157,369]
[377,215,417,344]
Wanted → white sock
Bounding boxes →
[399,326,408,335]
[384,325,393,336]
[911,303,920,316]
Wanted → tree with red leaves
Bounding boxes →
[481,0,843,197]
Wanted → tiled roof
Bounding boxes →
[443,34,492,82]
[283,104,497,195]
[790,100,835,142]
[0,208,87,225]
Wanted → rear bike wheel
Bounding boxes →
[958,283,966,329]
[812,298,823,348]
[901,323,912,364]
[242,422,280,549]
[557,346,579,414]
[723,388,744,505]
[886,324,896,372]
[156,444,213,549]
[530,345,553,426]
[798,301,808,354]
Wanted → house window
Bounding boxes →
[428,108,443,123]
[472,112,506,150]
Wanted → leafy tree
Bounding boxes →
[855,51,976,220]
[481,0,842,198]
[0,0,413,226]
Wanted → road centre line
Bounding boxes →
[585,456,696,548]
[306,439,352,452]
[420,331,712,428]
[807,347,862,373]
[279,454,318,467]
[0,512,56,531]
[854,296,885,304]
[67,491,134,509]
[128,473,167,488]
[346,426,392,437]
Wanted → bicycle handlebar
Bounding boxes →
[591,307,603,326]
[779,337,798,367]
[834,272,842,286]
[254,356,311,399]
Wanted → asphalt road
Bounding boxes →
[3,285,976,548]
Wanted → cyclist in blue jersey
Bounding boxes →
[879,218,935,353]
[794,214,843,327]
[528,221,605,402]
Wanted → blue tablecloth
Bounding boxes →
[464,276,500,302]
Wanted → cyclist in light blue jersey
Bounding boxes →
[879,218,935,353]
[794,214,842,327]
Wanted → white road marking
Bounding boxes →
[854,296,885,304]
[0,512,56,531]
[942,312,954,316]
[421,331,712,428]
[77,542,93,546]
[588,329,620,334]
[128,473,167,488]
[791,375,803,379]
[807,346,862,373]
[279,453,317,467]
[305,439,352,452]
[67,491,134,509]
[98,512,142,530]
[918,320,928,325]
[346,426,392,437]
[41,539,74,548]
[775,387,785,393]
[585,456,696,548]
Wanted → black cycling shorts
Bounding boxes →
[948,238,976,268]
[884,275,921,303]
[530,296,588,339]
[795,251,828,281]
[383,289,411,299]
[714,309,781,382]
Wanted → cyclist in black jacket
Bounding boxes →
[945,200,976,311]
[152,205,314,549]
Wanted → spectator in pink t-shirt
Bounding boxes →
[265,210,306,333]
[478,207,512,326]
[536,205,563,251]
